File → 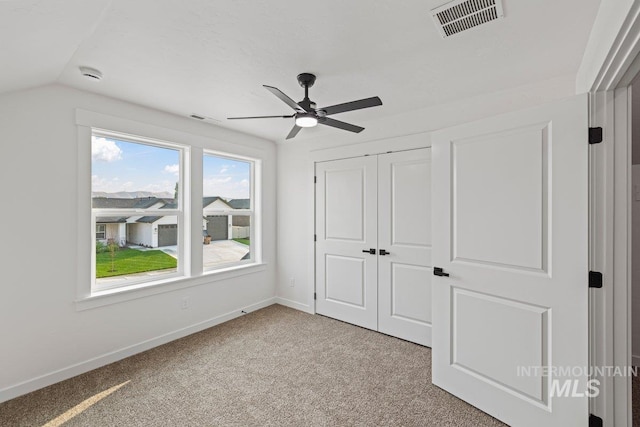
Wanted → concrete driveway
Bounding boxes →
[137,240,249,267]
[203,240,250,267]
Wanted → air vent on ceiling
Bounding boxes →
[431,0,504,38]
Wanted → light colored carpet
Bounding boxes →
[0,305,506,426]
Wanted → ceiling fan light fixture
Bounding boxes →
[227,74,382,139]
[295,114,318,128]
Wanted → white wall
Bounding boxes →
[275,74,580,312]
[0,84,277,401]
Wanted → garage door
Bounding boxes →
[158,224,177,246]
[206,216,228,241]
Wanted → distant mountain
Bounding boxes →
[92,191,174,199]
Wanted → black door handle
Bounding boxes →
[433,267,449,277]
[362,248,376,255]
[379,249,390,256]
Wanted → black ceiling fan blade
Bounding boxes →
[318,117,364,133]
[286,125,302,140]
[263,85,307,113]
[320,96,382,116]
[227,114,294,120]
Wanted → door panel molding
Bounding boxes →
[316,149,433,346]
[451,287,550,406]
[378,149,433,346]
[315,156,378,330]
[432,95,588,426]
[450,122,550,273]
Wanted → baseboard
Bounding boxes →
[632,355,640,368]
[275,296,314,314]
[0,297,276,404]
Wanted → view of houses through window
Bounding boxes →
[92,133,183,288]
[91,132,254,290]
[202,152,252,270]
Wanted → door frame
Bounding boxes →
[588,3,640,425]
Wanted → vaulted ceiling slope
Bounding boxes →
[0,0,601,142]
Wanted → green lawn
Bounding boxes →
[233,238,250,246]
[96,248,177,278]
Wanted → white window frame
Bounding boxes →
[75,109,265,310]
[90,129,187,293]
[202,150,257,272]
[95,224,106,240]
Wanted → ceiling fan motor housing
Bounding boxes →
[298,99,316,112]
[297,73,316,88]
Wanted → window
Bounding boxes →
[96,224,106,240]
[91,130,184,290]
[78,111,264,305]
[202,152,254,270]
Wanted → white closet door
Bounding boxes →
[431,95,588,426]
[378,149,432,346]
[315,156,378,330]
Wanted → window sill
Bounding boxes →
[75,263,267,311]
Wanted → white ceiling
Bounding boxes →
[1,0,601,142]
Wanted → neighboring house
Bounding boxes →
[228,199,250,227]
[227,199,249,209]
[95,217,127,246]
[128,215,178,248]
[94,196,246,247]
[129,201,179,247]
[92,197,166,210]
[93,197,166,246]
[204,198,252,238]
[203,197,233,241]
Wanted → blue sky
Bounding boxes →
[203,153,250,199]
[92,136,250,199]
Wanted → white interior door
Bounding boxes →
[431,95,588,426]
[315,156,378,330]
[378,149,433,346]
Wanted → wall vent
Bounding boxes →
[431,0,504,38]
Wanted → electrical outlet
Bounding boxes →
[289,277,295,287]
[181,297,189,310]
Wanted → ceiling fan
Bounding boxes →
[228,73,382,140]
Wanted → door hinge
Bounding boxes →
[314,176,317,183]
[589,414,603,427]
[314,234,317,242]
[314,292,317,300]
[589,127,603,144]
[589,271,603,288]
